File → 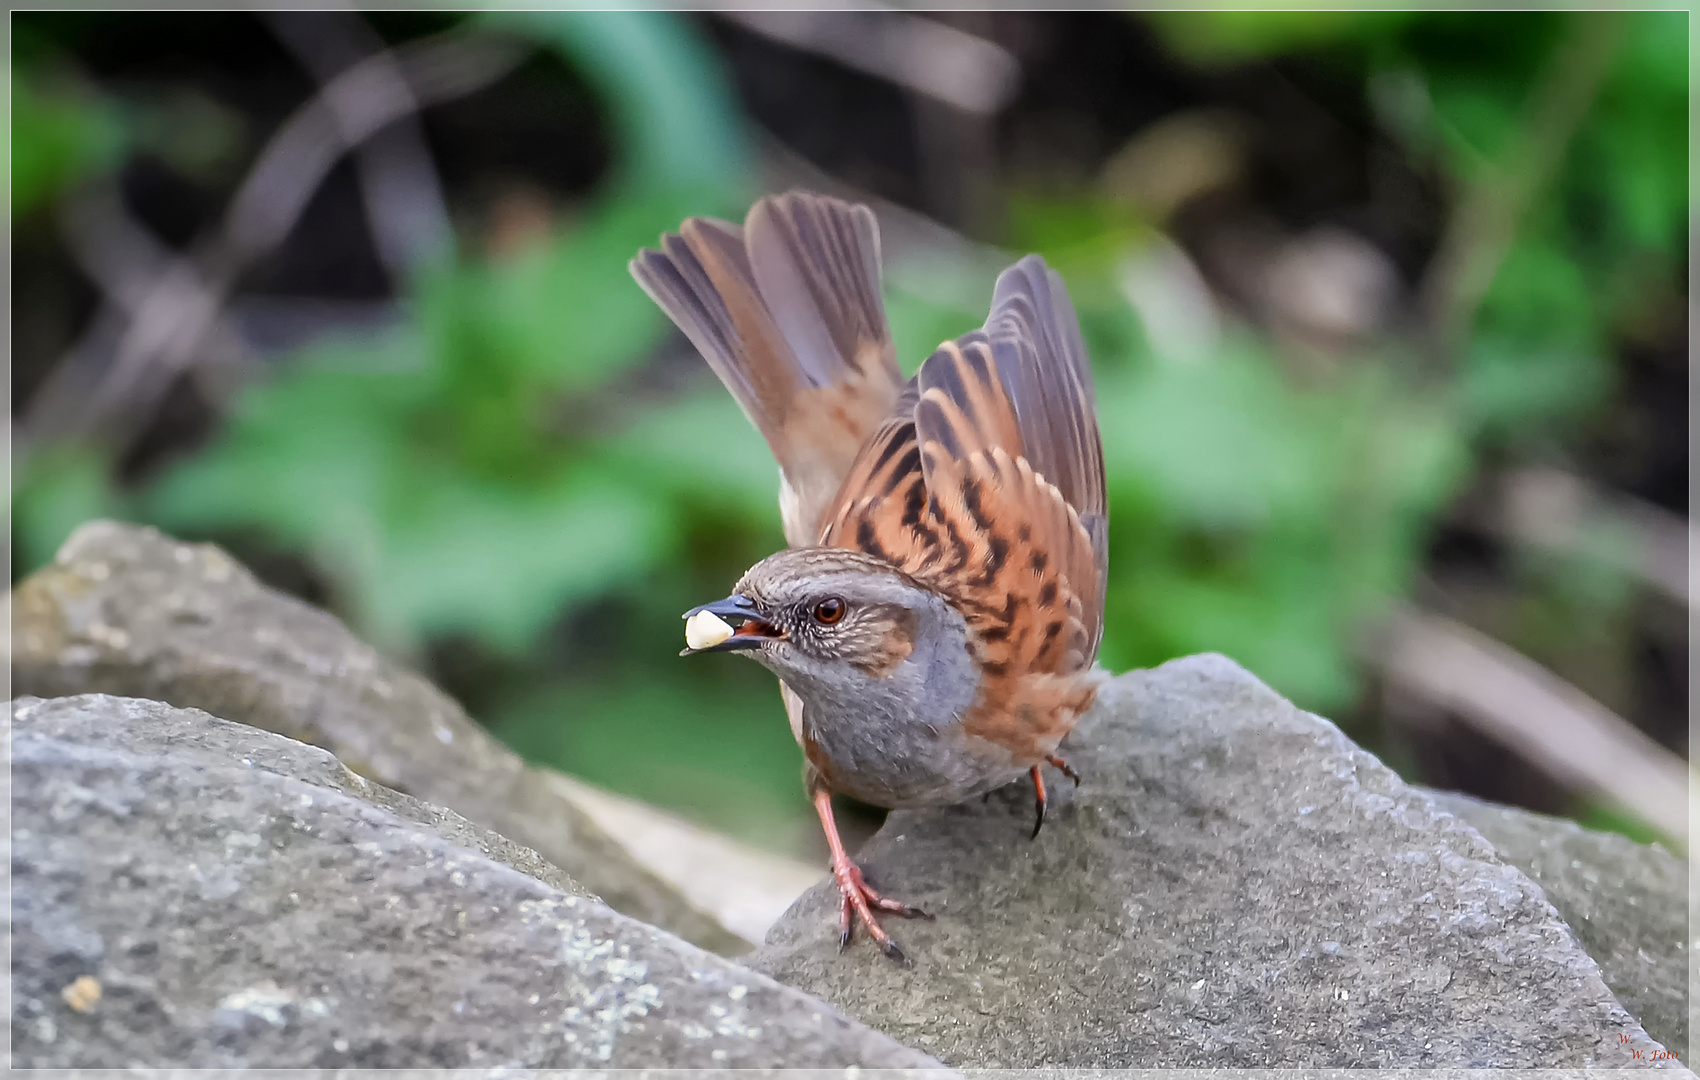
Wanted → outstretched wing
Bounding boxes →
[980,254,1108,610]
[821,254,1107,676]
[630,191,903,547]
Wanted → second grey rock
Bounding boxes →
[751,655,1674,1069]
[1429,790,1688,1053]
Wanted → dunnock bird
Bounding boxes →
[631,191,1107,960]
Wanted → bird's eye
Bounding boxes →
[813,597,846,625]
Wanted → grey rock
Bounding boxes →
[10,694,941,1069]
[1428,789,1688,1054]
[10,520,746,956]
[751,654,1677,1068]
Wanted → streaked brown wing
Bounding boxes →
[982,258,1105,525]
[821,254,1107,669]
[629,191,902,547]
[979,255,1108,639]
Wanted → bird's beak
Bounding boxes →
[680,594,783,655]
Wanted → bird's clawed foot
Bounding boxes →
[813,786,929,962]
[832,857,931,962]
[1047,753,1082,786]
[1029,754,1083,839]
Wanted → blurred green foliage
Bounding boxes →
[1096,343,1467,706]
[10,11,1686,850]
[11,63,125,218]
[150,192,717,652]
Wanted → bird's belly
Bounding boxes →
[803,713,1026,809]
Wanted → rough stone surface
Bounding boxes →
[10,694,940,1069]
[1428,789,1689,1055]
[751,655,1677,1068]
[10,520,746,955]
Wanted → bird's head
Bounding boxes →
[681,547,966,697]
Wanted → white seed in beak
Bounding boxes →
[684,610,735,651]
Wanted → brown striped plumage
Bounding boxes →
[631,192,904,547]
[633,191,1108,961]
[818,278,1107,766]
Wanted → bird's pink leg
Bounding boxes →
[812,787,930,962]
[1031,755,1082,838]
[1028,765,1049,838]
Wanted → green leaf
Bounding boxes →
[1096,342,1333,530]
[1475,232,1599,344]
[605,386,781,525]
[11,66,125,218]
[1462,335,1610,438]
[444,191,694,388]
[12,445,129,575]
[1092,333,1466,711]
[883,282,983,378]
[489,667,810,850]
[1576,13,1688,256]
[1573,799,1673,850]
[1426,77,1520,175]
[145,349,405,607]
[1145,10,1413,66]
[367,467,669,653]
[1612,10,1687,99]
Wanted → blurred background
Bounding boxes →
[11,10,1689,858]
